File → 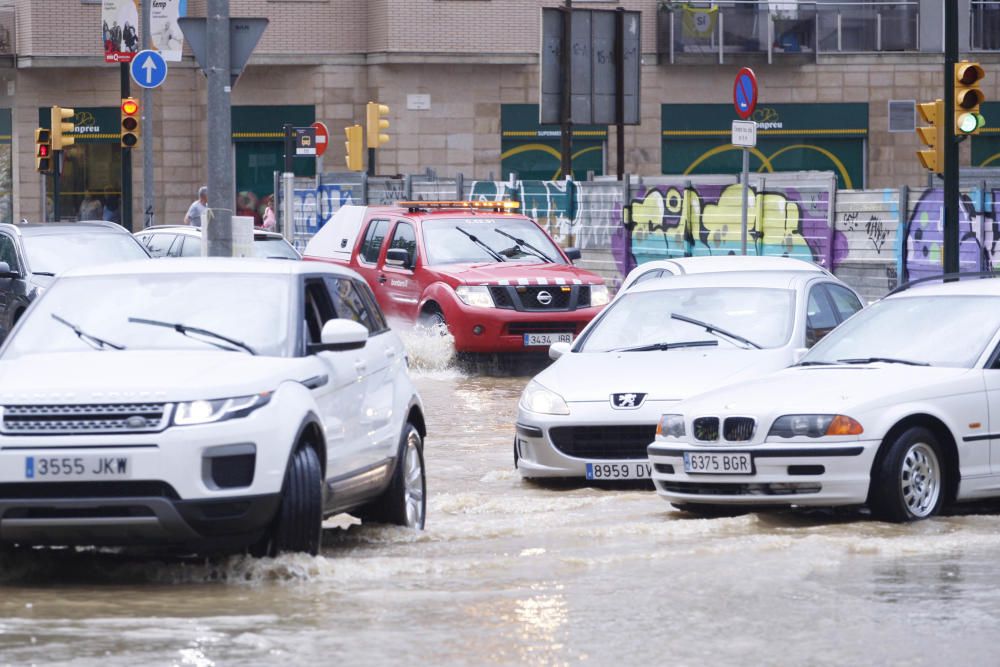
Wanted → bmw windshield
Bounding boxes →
[802,294,1000,368]
[422,218,566,265]
[579,286,795,352]
[1,273,294,358]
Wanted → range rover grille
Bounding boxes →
[1,403,169,435]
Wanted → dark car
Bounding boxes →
[0,221,150,341]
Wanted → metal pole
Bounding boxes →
[40,172,47,223]
[367,147,376,177]
[283,123,294,174]
[121,63,133,231]
[141,0,153,229]
[560,0,573,180]
[281,171,294,244]
[53,151,61,221]
[206,0,233,257]
[944,0,958,275]
[615,8,625,181]
[740,147,749,255]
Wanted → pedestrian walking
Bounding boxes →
[184,186,208,227]
[78,191,103,221]
[262,196,276,231]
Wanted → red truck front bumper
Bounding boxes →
[441,301,603,353]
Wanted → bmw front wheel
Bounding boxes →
[871,427,945,522]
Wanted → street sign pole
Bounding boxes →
[206,0,233,257]
[944,0,959,275]
[141,0,153,228]
[732,67,758,257]
[120,63,133,231]
[560,0,573,181]
[741,147,749,255]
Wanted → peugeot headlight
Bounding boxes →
[656,414,686,438]
[768,414,863,438]
[519,380,570,415]
[455,285,495,308]
[174,392,272,426]
[590,284,609,307]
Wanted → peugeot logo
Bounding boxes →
[536,290,553,305]
[611,392,647,409]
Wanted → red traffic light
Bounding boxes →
[38,145,49,157]
[121,99,139,115]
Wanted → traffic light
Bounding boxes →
[50,106,75,151]
[34,128,52,173]
[954,61,986,135]
[366,101,390,149]
[916,99,945,175]
[345,124,363,171]
[120,97,140,148]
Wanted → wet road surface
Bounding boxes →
[2,343,1000,666]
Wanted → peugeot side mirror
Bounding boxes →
[564,248,582,262]
[549,341,571,361]
[385,247,412,269]
[310,319,369,353]
[0,261,17,279]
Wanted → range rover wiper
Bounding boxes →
[51,313,126,351]
[455,226,505,262]
[611,340,718,353]
[671,313,762,349]
[128,317,256,355]
[493,227,554,263]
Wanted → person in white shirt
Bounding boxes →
[184,186,208,227]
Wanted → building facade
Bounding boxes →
[3,0,1000,227]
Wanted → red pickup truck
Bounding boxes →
[303,201,608,353]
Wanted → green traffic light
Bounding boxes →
[958,112,978,134]
[976,113,986,130]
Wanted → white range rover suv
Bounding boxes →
[0,258,426,555]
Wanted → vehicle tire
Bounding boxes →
[269,444,323,556]
[419,307,447,333]
[359,423,426,529]
[670,502,749,518]
[870,426,945,522]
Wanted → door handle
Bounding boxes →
[377,274,387,284]
[354,360,367,373]
[385,347,397,359]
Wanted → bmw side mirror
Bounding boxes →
[0,261,17,279]
[385,247,413,269]
[310,319,368,353]
[564,248,582,262]
[549,341,571,361]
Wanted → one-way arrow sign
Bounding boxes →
[130,50,168,89]
[178,17,269,87]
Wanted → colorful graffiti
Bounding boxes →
[620,182,841,275]
[902,188,997,281]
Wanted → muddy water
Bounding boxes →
[2,337,1000,665]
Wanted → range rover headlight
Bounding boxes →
[455,285,495,308]
[174,392,272,426]
[519,380,570,415]
[656,414,686,438]
[768,414,863,438]
[590,284,609,307]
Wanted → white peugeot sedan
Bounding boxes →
[0,259,426,555]
[648,276,1000,522]
[617,255,832,295]
[515,267,862,480]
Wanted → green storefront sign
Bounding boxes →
[501,104,605,181]
[970,102,1000,167]
[662,103,868,189]
[38,107,121,143]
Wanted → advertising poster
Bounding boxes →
[102,0,140,63]
[151,0,187,62]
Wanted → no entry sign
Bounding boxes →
[733,67,758,120]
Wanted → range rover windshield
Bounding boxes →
[422,218,566,266]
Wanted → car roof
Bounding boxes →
[629,255,828,277]
[0,221,131,236]
[625,269,839,294]
[136,225,287,240]
[60,257,358,280]
[888,275,1000,299]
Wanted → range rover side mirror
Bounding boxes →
[564,248,582,262]
[549,341,571,361]
[385,247,413,269]
[310,319,368,353]
[0,261,17,279]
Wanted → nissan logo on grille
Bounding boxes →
[610,392,646,409]
[536,290,553,305]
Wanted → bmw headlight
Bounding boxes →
[455,285,495,308]
[656,414,686,438]
[519,380,570,415]
[590,284,609,307]
[174,392,272,426]
[768,414,863,438]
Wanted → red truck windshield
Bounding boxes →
[422,218,566,266]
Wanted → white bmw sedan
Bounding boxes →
[648,276,1000,522]
[515,268,862,480]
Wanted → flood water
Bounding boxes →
[2,333,1000,665]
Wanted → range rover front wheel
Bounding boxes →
[270,444,323,555]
